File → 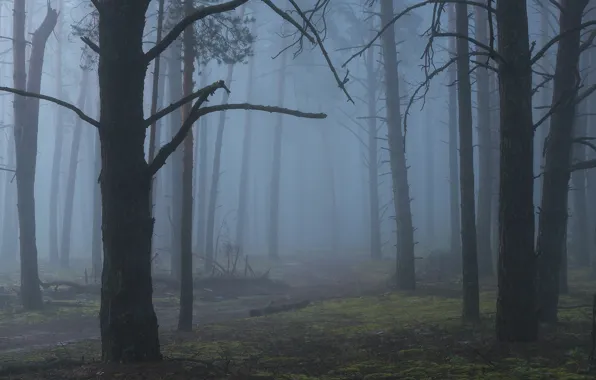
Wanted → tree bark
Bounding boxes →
[475,2,493,277]
[380,0,416,289]
[495,0,538,342]
[92,123,102,281]
[267,47,288,260]
[97,3,161,362]
[536,0,588,324]
[60,69,90,269]
[195,66,208,257]
[455,2,480,321]
[365,41,382,260]
[178,0,195,332]
[49,0,64,267]
[447,4,461,258]
[13,2,57,310]
[167,41,183,280]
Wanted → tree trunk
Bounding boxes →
[570,49,590,267]
[60,69,90,269]
[195,66,208,257]
[48,0,64,267]
[13,2,57,310]
[495,0,538,342]
[1,126,18,265]
[166,41,183,280]
[267,47,288,260]
[424,109,435,247]
[365,42,381,260]
[92,124,102,282]
[379,0,416,289]
[235,33,256,252]
[178,0,195,332]
[475,2,493,277]
[455,2,480,321]
[321,124,339,253]
[536,0,587,324]
[489,69,500,268]
[447,4,461,258]
[97,3,160,362]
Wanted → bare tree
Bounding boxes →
[379,0,416,289]
[12,1,57,309]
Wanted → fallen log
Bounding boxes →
[38,280,100,295]
[249,300,310,317]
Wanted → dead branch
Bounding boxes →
[261,0,315,44]
[0,87,99,127]
[531,19,596,65]
[145,0,248,63]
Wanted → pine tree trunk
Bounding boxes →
[60,69,90,269]
[97,3,160,362]
[13,1,57,310]
[365,42,381,260]
[178,0,195,331]
[379,0,416,289]
[475,2,493,277]
[195,66,208,257]
[536,0,588,324]
[48,0,64,267]
[495,0,538,342]
[267,47,288,260]
[447,5,461,258]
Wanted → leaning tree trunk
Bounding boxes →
[475,1,493,277]
[495,0,538,342]
[380,0,416,289]
[48,0,64,267]
[536,0,587,324]
[447,4,461,258]
[365,41,381,260]
[455,2,480,321]
[97,4,161,362]
[167,40,183,280]
[178,0,195,332]
[13,2,58,310]
[268,47,288,260]
[60,68,90,269]
[235,37,256,252]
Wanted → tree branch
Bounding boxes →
[0,86,100,128]
[80,36,100,54]
[531,20,596,65]
[144,0,248,63]
[148,80,229,176]
[571,158,596,172]
[261,0,315,44]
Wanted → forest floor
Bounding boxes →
[0,255,594,379]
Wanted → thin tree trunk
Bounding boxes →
[447,4,461,258]
[380,0,416,289]
[366,42,382,260]
[60,68,90,269]
[235,23,257,253]
[48,0,64,267]
[455,2,480,321]
[475,2,493,277]
[195,66,208,256]
[91,114,102,282]
[425,109,435,247]
[267,47,288,260]
[495,0,538,342]
[167,41,183,279]
[178,0,195,332]
[13,2,57,309]
[536,0,587,324]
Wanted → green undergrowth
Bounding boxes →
[1,286,594,379]
[0,300,99,328]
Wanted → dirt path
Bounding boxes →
[0,255,385,354]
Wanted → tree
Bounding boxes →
[12,1,57,309]
[495,0,538,341]
[455,2,480,321]
[447,4,461,259]
[475,1,493,277]
[536,0,589,324]
[379,0,416,289]
[60,67,91,269]
[48,0,64,267]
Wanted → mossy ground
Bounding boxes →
[1,267,595,380]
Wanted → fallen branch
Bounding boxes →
[249,300,310,317]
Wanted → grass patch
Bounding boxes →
[2,284,594,379]
[0,301,99,328]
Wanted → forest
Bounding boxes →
[0,0,594,378]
